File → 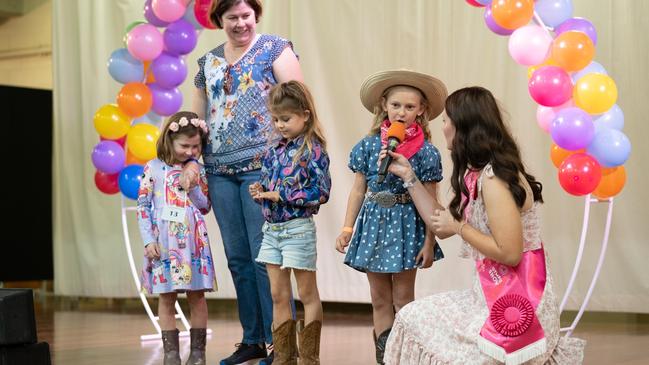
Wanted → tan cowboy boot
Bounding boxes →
[272,319,297,365]
[185,328,207,365]
[161,329,181,365]
[297,320,321,365]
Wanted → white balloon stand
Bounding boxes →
[121,196,212,341]
[558,195,614,337]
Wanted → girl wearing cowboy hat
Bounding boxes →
[335,70,448,364]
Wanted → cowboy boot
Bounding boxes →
[272,319,297,365]
[297,320,321,365]
[161,329,181,365]
[185,328,206,365]
[373,328,391,365]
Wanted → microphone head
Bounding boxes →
[386,121,406,142]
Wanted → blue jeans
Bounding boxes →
[208,170,273,344]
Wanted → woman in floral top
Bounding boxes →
[191,1,302,364]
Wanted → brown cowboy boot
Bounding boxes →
[297,320,321,365]
[373,328,392,365]
[161,329,181,365]
[272,319,297,365]
[185,328,207,365]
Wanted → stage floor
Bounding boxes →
[33,297,649,364]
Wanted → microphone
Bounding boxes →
[377,120,406,184]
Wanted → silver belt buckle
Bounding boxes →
[373,191,397,208]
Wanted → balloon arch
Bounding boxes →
[90,0,630,340]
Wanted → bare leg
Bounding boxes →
[158,292,178,330]
[294,269,322,325]
[267,264,293,325]
[367,272,394,334]
[187,290,208,328]
[392,269,417,313]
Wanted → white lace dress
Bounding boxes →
[384,166,585,364]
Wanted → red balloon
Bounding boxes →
[101,135,126,147]
[95,170,120,195]
[558,153,602,196]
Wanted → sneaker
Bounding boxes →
[219,343,267,365]
[259,350,274,365]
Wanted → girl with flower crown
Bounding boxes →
[137,111,216,365]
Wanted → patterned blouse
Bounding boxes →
[194,34,295,175]
[259,136,331,223]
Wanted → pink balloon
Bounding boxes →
[508,25,553,66]
[536,99,573,132]
[126,24,163,61]
[152,0,186,23]
[194,0,217,29]
[528,66,573,107]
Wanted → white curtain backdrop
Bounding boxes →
[53,0,649,312]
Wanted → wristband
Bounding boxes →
[342,226,353,234]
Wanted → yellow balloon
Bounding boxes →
[93,104,131,139]
[127,123,160,160]
[573,73,618,114]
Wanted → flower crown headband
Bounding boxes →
[168,117,209,134]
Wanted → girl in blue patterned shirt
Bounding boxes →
[248,80,330,363]
[335,70,448,364]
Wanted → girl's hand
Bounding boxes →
[256,191,280,202]
[377,149,416,181]
[145,243,161,260]
[248,182,264,200]
[430,209,461,238]
[181,162,200,191]
[335,232,352,253]
[415,241,435,268]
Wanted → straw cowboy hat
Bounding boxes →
[359,70,448,121]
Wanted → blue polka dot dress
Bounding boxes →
[344,135,445,273]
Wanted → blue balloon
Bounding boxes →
[535,0,573,28]
[133,110,164,127]
[476,0,492,5]
[571,61,607,84]
[107,48,144,84]
[182,0,203,30]
[594,104,624,132]
[119,164,144,200]
[587,128,631,167]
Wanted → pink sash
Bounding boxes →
[379,119,424,159]
[463,170,548,364]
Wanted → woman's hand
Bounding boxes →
[415,241,435,268]
[256,191,280,202]
[181,162,200,191]
[430,209,462,238]
[145,243,161,260]
[335,232,352,253]
[248,182,264,201]
[378,149,416,181]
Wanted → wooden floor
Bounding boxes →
[32,296,649,365]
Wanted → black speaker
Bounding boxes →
[0,289,37,346]
[0,342,51,365]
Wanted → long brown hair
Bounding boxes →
[267,81,327,163]
[157,111,209,165]
[445,87,543,220]
[368,85,432,141]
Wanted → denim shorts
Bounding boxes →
[256,217,317,271]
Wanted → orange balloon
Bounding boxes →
[143,61,156,83]
[551,31,595,72]
[593,166,626,199]
[117,82,152,118]
[550,144,584,168]
[125,148,149,166]
[491,0,534,30]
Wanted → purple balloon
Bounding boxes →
[164,19,198,55]
[484,5,514,36]
[149,83,183,116]
[528,66,573,107]
[551,107,595,151]
[151,52,187,89]
[555,17,597,45]
[144,0,169,27]
[92,140,126,174]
